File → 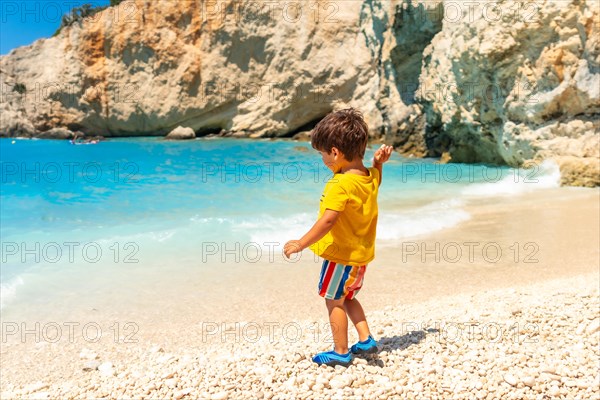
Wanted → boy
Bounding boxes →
[284,108,393,367]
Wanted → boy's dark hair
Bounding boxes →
[311,108,369,161]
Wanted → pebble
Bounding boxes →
[503,374,518,387]
[586,319,600,335]
[97,362,114,377]
[412,382,424,392]
[164,378,177,388]
[174,388,192,399]
[521,376,535,387]
[78,349,98,360]
[540,365,557,374]
[354,378,366,386]
[544,373,561,381]
[82,360,101,371]
[149,346,164,353]
[161,372,175,379]
[329,378,347,389]
[576,380,591,389]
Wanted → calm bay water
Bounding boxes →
[0,137,560,312]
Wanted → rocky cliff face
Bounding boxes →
[1,0,407,138]
[416,0,599,187]
[0,0,598,186]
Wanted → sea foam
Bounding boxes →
[461,159,560,197]
[0,275,24,311]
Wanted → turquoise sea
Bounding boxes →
[0,137,561,313]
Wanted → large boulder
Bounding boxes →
[165,126,195,140]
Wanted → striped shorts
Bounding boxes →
[317,259,367,300]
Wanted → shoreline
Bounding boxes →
[1,187,598,398]
[4,187,597,323]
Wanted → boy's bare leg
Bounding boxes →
[325,298,349,354]
[344,298,372,341]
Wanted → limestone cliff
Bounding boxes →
[0,0,598,186]
[1,0,407,139]
[417,0,599,187]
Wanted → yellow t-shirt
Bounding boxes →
[309,167,380,266]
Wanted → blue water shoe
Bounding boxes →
[351,335,378,354]
[312,350,353,367]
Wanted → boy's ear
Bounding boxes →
[331,147,340,158]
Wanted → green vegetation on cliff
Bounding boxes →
[13,83,26,94]
[53,1,125,37]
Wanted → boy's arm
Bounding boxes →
[373,144,393,185]
[283,209,339,258]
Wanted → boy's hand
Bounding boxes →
[283,211,338,260]
[283,240,303,258]
[374,144,393,165]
